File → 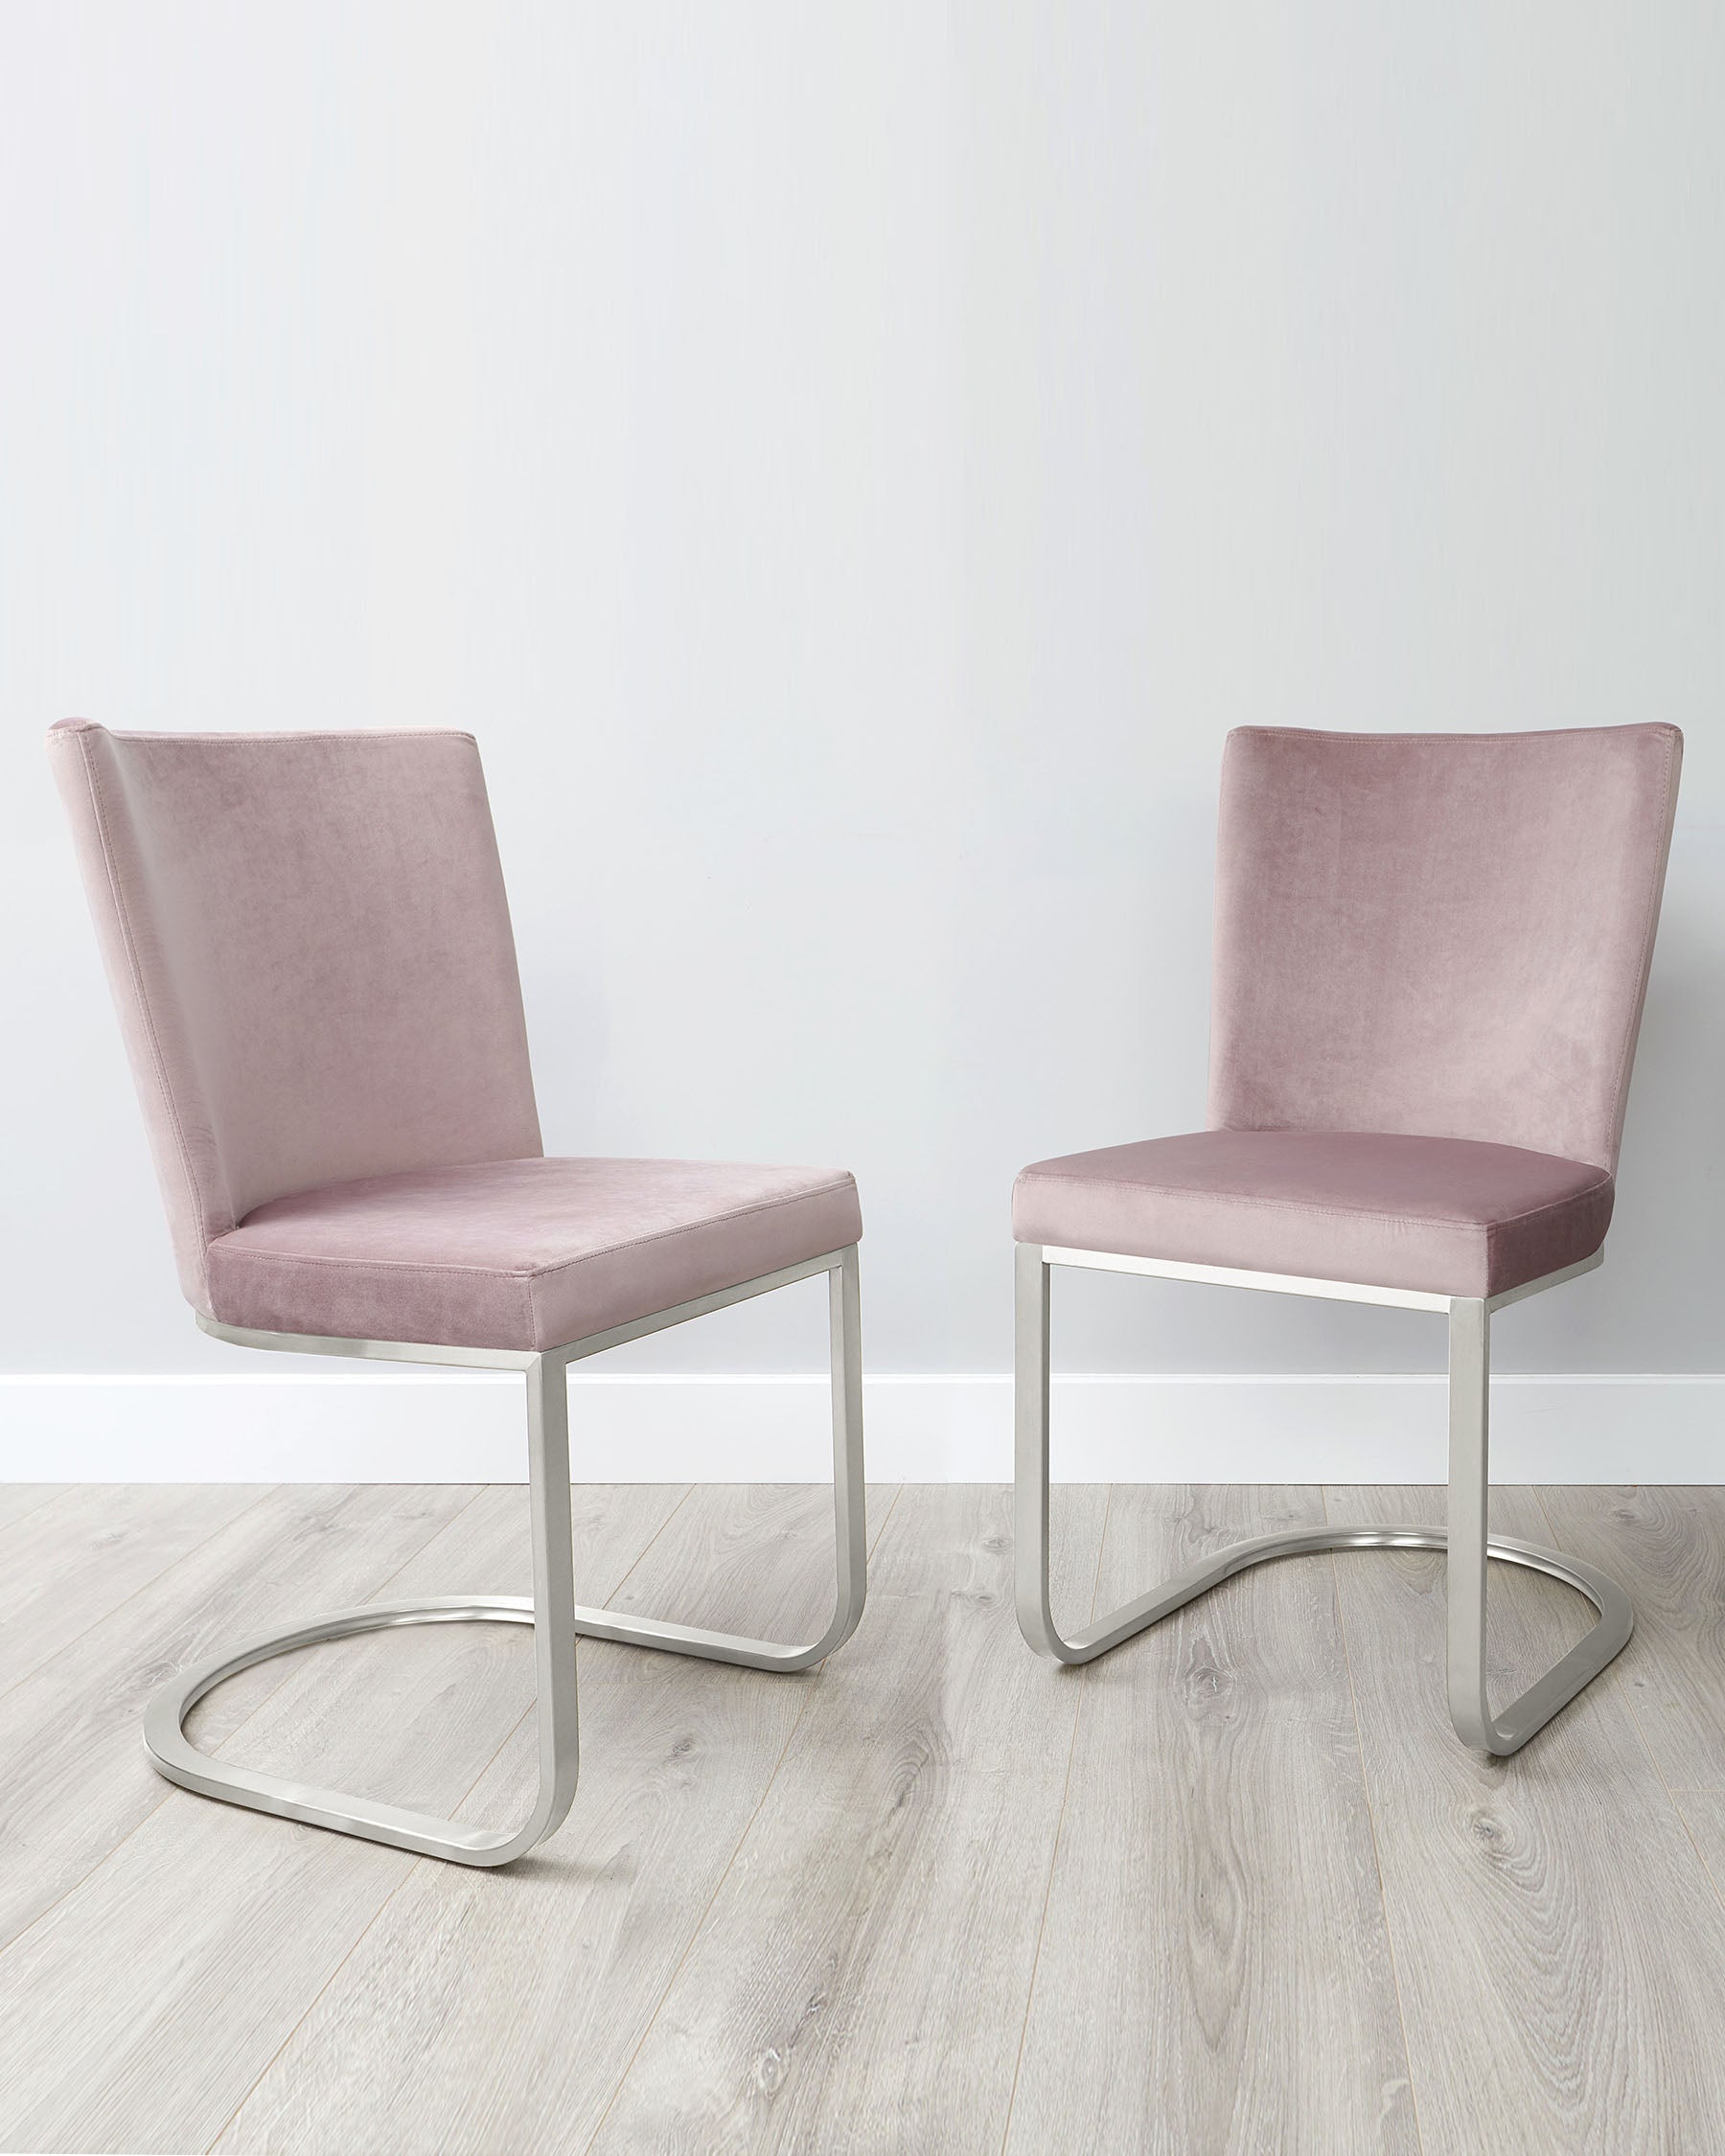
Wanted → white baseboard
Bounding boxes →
[1,1371,1721,1483]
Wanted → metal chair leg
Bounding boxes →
[1013,1244,1632,1755]
[145,1247,867,1865]
[143,1351,581,1867]
[564,1245,868,1671]
[1442,1296,1632,1754]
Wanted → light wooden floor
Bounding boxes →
[1,1481,1723,2154]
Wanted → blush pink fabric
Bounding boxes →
[1012,1130,1613,1299]
[1016,724,1681,1297]
[207,1158,862,1352]
[1209,724,1681,1172]
[51,721,861,1349]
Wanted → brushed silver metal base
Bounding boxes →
[147,1245,866,1866]
[1014,1242,1632,1757]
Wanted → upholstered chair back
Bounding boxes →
[49,722,542,1313]
[1208,725,1683,1173]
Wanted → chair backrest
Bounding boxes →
[1208,724,1682,1173]
[49,722,542,1313]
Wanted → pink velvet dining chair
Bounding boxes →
[49,720,866,1866]
[1012,723,1682,1755]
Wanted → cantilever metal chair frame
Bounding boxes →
[146,1243,865,1867]
[1015,1241,1631,1755]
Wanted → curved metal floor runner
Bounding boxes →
[1015,1523,1633,1758]
[144,1562,870,1868]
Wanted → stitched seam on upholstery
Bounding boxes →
[110,729,477,746]
[209,1248,525,1279]
[75,735,223,1261]
[1020,1173,1457,1231]
[209,1177,857,1284]
[518,1181,855,1282]
[1480,1176,1614,1245]
[1230,725,1677,746]
[1020,1168,1609,1236]
[1602,727,1679,1161]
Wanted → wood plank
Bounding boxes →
[216,1481,904,2156]
[1534,1484,1725,1915]
[1327,1483,1725,2153]
[584,1481,1111,2156]
[1534,1485,1725,1790]
[0,1483,72,1534]
[0,1481,480,1951]
[0,1480,685,2156]
[1659,1784,1725,1906]
[1006,1485,1416,2156]
[0,1484,266,1696]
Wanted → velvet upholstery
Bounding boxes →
[208,1158,862,1351]
[1210,725,1682,1173]
[1016,723,1680,1296]
[49,722,540,1313]
[51,720,862,1349]
[1012,1130,1613,1299]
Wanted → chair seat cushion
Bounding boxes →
[1012,1130,1613,1298]
[206,1157,862,1351]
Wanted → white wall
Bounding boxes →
[3,5,1722,1476]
